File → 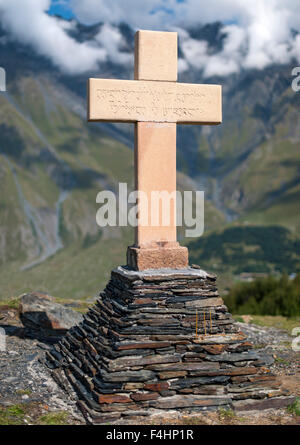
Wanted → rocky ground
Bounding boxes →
[0,304,299,425]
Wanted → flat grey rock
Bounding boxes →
[114,265,210,280]
[19,291,83,331]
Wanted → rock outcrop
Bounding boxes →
[19,292,83,342]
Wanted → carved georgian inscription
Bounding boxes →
[88,79,222,124]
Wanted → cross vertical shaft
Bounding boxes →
[134,30,177,247]
[127,30,188,269]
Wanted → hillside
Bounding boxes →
[189,225,300,276]
[0,20,299,300]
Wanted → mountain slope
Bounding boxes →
[0,20,299,299]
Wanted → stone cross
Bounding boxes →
[88,30,222,270]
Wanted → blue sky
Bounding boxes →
[48,0,188,21]
[48,0,74,19]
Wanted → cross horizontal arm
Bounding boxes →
[88,78,222,124]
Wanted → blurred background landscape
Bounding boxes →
[0,0,299,321]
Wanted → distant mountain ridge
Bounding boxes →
[0,18,299,298]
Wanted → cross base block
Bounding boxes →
[127,243,188,271]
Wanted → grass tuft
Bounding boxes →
[37,411,69,425]
[287,398,300,417]
[16,388,32,396]
[0,404,26,425]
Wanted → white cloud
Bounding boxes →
[0,0,299,76]
[0,0,131,74]
[0,0,106,73]
[69,0,169,29]
[70,0,300,77]
[181,38,208,70]
[203,25,247,77]
[95,24,133,65]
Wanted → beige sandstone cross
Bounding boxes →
[88,30,222,270]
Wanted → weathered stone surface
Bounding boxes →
[78,400,122,423]
[113,265,209,281]
[149,394,231,409]
[122,411,150,417]
[231,377,279,389]
[106,354,180,371]
[228,342,253,352]
[207,352,261,362]
[233,396,296,412]
[231,374,277,385]
[170,376,231,390]
[202,344,227,355]
[45,266,285,422]
[248,374,277,383]
[19,292,83,331]
[192,333,247,344]
[144,382,170,392]
[253,354,275,367]
[115,341,171,350]
[179,385,225,395]
[97,393,132,404]
[158,371,187,379]
[219,367,259,377]
[127,244,189,271]
[131,392,159,401]
[146,362,220,372]
[98,402,138,412]
[101,369,155,382]
[185,297,224,308]
[123,383,144,391]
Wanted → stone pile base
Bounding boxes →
[45,266,289,423]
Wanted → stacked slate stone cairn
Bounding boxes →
[45,266,287,423]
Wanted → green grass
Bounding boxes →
[274,357,290,366]
[232,315,244,323]
[249,315,300,334]
[232,314,300,339]
[218,408,243,422]
[218,408,235,419]
[0,404,71,425]
[0,296,21,309]
[16,388,32,396]
[0,404,26,425]
[37,411,69,425]
[286,398,300,416]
